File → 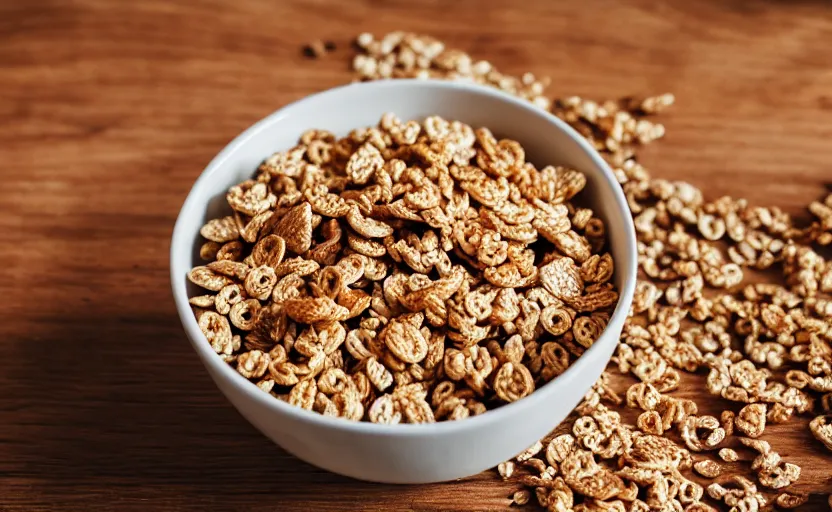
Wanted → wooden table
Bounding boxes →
[2,1,831,510]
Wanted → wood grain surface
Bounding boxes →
[2,0,832,510]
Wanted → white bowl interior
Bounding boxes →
[170,79,636,483]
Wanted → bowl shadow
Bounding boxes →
[4,249,510,511]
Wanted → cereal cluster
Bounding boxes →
[340,32,832,510]
[352,31,552,110]
[189,114,618,424]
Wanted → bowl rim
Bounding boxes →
[170,79,637,436]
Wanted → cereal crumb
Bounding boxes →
[302,39,329,59]
[718,448,739,462]
[775,492,808,509]
[512,489,531,505]
[693,459,722,478]
[277,29,832,505]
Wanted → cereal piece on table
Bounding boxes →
[693,459,721,479]
[774,492,808,509]
[718,447,739,463]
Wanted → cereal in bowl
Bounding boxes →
[188,114,617,423]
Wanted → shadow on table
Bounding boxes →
[5,291,509,511]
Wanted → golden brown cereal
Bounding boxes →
[382,312,429,364]
[198,311,233,354]
[512,489,531,506]
[229,299,258,331]
[692,460,721,479]
[810,415,832,451]
[189,111,616,425]
[217,240,244,261]
[718,448,739,463]
[247,30,832,506]
[199,241,222,260]
[636,410,664,435]
[365,356,393,392]
[271,203,314,254]
[775,492,808,509]
[200,216,240,243]
[288,379,317,410]
[493,362,535,403]
[546,435,575,466]
[207,259,250,281]
[244,265,277,300]
[368,394,401,424]
[284,297,349,324]
[188,266,234,291]
[680,415,725,452]
[561,449,624,500]
[497,461,515,480]
[515,440,544,463]
[251,234,286,268]
[189,294,215,308]
[240,211,274,243]
[236,350,270,379]
[736,403,767,438]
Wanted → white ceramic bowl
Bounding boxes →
[170,79,637,484]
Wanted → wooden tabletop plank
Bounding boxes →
[1,0,831,510]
